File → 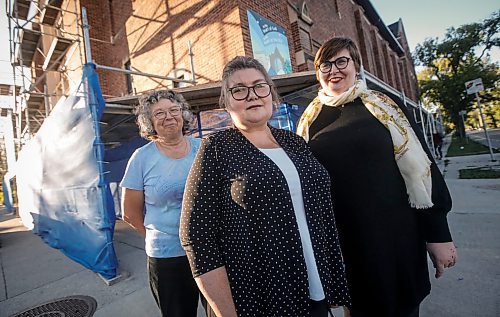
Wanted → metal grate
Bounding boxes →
[11,295,97,317]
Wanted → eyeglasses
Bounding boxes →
[319,56,351,73]
[228,83,272,101]
[153,106,182,120]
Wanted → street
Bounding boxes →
[467,127,500,150]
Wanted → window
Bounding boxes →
[299,28,312,52]
[300,2,313,24]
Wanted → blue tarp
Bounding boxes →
[2,176,14,212]
[16,63,118,279]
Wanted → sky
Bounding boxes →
[0,1,499,85]
[0,5,14,85]
[370,0,499,62]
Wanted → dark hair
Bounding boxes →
[219,56,280,108]
[135,89,193,140]
[314,37,362,79]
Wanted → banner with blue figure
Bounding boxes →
[16,63,118,279]
[247,10,292,75]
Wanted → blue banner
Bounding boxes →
[247,10,292,75]
[16,63,118,279]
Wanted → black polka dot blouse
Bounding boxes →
[180,127,351,316]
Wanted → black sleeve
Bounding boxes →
[180,137,225,276]
[383,91,452,243]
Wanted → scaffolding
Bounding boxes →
[5,0,440,156]
[6,0,81,146]
[5,0,199,151]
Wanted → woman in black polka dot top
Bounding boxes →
[180,56,350,317]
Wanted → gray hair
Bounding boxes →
[135,89,193,140]
[219,56,280,108]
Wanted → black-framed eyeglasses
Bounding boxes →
[153,106,182,120]
[319,56,351,73]
[228,83,272,101]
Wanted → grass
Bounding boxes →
[446,135,499,157]
[459,167,500,179]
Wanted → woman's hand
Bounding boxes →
[426,242,458,278]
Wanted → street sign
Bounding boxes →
[465,78,484,95]
[458,110,467,115]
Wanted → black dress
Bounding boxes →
[181,127,350,316]
[307,97,452,317]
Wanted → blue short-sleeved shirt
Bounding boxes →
[120,137,201,258]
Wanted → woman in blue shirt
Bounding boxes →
[120,90,202,317]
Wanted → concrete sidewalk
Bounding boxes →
[421,136,500,317]
[0,216,168,317]
[1,144,499,316]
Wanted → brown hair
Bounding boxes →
[219,56,280,108]
[314,37,362,79]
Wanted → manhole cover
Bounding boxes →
[11,295,97,317]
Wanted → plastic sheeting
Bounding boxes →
[16,64,118,279]
[189,103,306,138]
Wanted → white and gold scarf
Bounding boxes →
[297,80,433,209]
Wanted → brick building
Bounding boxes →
[10,0,420,143]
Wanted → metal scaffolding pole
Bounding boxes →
[81,7,92,64]
[44,84,50,117]
[475,92,495,161]
[188,40,196,83]
[81,7,196,86]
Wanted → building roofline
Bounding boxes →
[355,0,404,55]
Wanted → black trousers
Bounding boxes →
[204,299,331,316]
[147,255,200,317]
[310,299,331,317]
[350,305,420,317]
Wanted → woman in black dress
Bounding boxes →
[297,37,457,317]
[180,56,350,317]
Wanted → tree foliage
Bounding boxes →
[414,11,500,134]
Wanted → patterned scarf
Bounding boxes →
[297,80,433,209]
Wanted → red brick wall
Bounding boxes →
[78,0,419,101]
[290,21,302,53]
[303,0,418,101]
[307,0,358,46]
[82,0,245,95]
[370,29,383,79]
[378,36,388,81]
[80,0,117,95]
[85,0,299,95]
[383,44,394,86]
[391,22,419,100]
[392,53,403,91]
[60,0,85,94]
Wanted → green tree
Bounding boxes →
[414,11,500,137]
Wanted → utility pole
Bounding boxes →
[465,78,495,161]
[475,92,495,161]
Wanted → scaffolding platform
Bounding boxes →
[26,92,45,110]
[40,0,64,25]
[17,28,42,67]
[12,0,31,20]
[43,36,73,71]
